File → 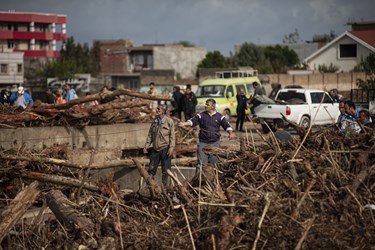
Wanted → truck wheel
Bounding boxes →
[300,116,310,128]
[223,109,231,120]
[261,124,270,133]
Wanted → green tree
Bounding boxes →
[263,45,299,73]
[39,36,100,81]
[232,42,264,68]
[354,53,375,89]
[198,51,228,68]
[318,63,340,73]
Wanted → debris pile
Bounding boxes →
[0,88,173,128]
[0,125,374,249]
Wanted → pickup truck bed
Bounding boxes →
[254,88,340,132]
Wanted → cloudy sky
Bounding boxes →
[1,0,374,55]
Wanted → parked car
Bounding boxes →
[254,88,340,133]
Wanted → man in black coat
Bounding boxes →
[172,86,183,119]
[236,87,247,132]
[182,87,197,121]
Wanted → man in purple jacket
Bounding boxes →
[179,98,234,173]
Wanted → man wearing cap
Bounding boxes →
[10,86,33,108]
[143,104,176,187]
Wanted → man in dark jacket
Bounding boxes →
[179,98,234,174]
[236,87,247,132]
[172,86,183,119]
[182,87,197,121]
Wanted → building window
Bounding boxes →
[339,44,357,58]
[0,64,8,74]
[8,40,15,49]
[17,64,23,73]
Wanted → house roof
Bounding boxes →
[304,31,375,62]
[350,30,375,48]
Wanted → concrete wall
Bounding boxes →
[0,123,151,151]
[153,47,207,79]
[267,72,367,91]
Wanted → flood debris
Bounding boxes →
[0,122,374,249]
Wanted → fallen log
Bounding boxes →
[0,153,196,170]
[0,181,40,243]
[7,170,99,192]
[132,158,161,197]
[0,112,44,124]
[46,189,94,233]
[36,88,174,110]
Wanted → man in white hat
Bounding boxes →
[10,86,34,108]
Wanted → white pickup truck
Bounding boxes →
[254,88,340,132]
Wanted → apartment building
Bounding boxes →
[0,11,67,58]
[0,11,67,87]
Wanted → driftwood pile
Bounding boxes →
[0,124,374,249]
[0,88,174,128]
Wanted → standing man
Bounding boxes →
[171,86,183,119]
[64,84,78,102]
[143,105,176,187]
[182,87,197,121]
[45,88,55,104]
[179,98,234,174]
[236,87,247,132]
[147,82,158,112]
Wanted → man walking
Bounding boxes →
[179,98,234,174]
[144,105,176,187]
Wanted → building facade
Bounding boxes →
[304,21,375,72]
[0,11,67,58]
[96,40,207,90]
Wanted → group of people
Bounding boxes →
[45,84,78,105]
[337,99,373,133]
[0,85,33,108]
[147,82,198,121]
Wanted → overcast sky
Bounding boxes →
[1,0,374,55]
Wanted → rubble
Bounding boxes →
[0,122,374,249]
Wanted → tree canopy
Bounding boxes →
[39,37,100,82]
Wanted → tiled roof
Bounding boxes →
[350,30,375,49]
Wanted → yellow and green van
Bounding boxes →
[195,71,261,119]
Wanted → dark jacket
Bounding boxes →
[236,94,247,113]
[189,111,232,143]
[172,88,183,111]
[183,92,197,115]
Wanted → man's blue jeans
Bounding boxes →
[196,141,220,173]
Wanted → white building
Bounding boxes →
[304,21,375,72]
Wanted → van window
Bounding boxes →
[196,85,225,97]
[226,85,234,98]
[277,91,306,104]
